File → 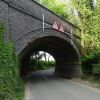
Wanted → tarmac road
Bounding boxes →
[25,69,100,100]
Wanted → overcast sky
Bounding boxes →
[40,51,55,61]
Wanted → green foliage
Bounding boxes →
[16,79,24,100]
[0,24,24,100]
[82,48,100,76]
[30,59,55,71]
[70,0,100,78]
[92,63,100,75]
[40,0,68,19]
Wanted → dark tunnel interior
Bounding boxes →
[20,36,81,79]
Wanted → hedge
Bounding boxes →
[0,24,24,100]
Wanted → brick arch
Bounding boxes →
[15,28,80,55]
[19,29,81,79]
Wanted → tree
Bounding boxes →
[40,0,69,19]
[70,0,100,76]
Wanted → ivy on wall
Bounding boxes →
[0,24,23,100]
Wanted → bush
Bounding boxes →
[92,63,100,75]
[81,48,100,76]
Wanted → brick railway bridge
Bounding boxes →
[0,0,81,78]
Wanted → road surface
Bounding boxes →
[25,69,100,100]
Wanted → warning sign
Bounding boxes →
[52,21,59,30]
[59,24,64,32]
[52,21,65,32]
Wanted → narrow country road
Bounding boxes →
[25,69,100,100]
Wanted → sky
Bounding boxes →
[93,0,97,7]
[39,51,55,61]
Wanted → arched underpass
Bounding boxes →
[20,36,81,79]
[0,0,81,79]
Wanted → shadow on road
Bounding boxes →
[26,69,60,83]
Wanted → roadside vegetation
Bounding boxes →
[71,0,100,82]
[0,24,24,100]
